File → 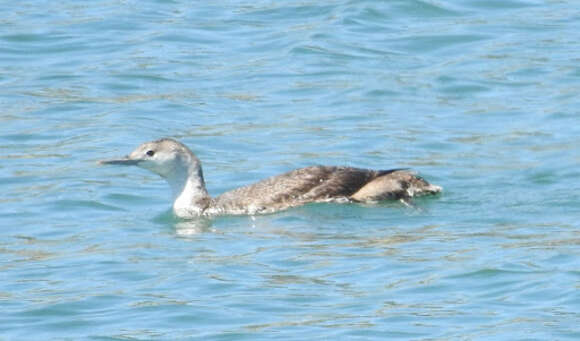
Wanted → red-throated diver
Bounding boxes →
[99,138,442,218]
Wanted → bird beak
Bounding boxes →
[98,157,140,166]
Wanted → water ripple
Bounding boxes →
[1,0,579,339]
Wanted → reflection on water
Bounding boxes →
[174,217,214,236]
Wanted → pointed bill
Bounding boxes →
[98,158,140,166]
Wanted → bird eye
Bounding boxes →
[146,150,155,157]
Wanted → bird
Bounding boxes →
[99,138,442,218]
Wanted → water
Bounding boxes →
[1,0,579,339]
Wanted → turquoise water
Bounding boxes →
[1,0,579,339]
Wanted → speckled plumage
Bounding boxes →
[100,138,442,218]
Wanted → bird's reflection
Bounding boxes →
[173,217,214,236]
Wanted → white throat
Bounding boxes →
[163,158,210,217]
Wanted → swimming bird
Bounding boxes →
[99,138,442,218]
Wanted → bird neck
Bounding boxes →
[167,162,211,217]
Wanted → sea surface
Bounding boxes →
[1,0,579,340]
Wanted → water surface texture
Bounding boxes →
[1,0,579,340]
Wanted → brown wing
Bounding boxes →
[213,166,386,210]
[351,170,442,202]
